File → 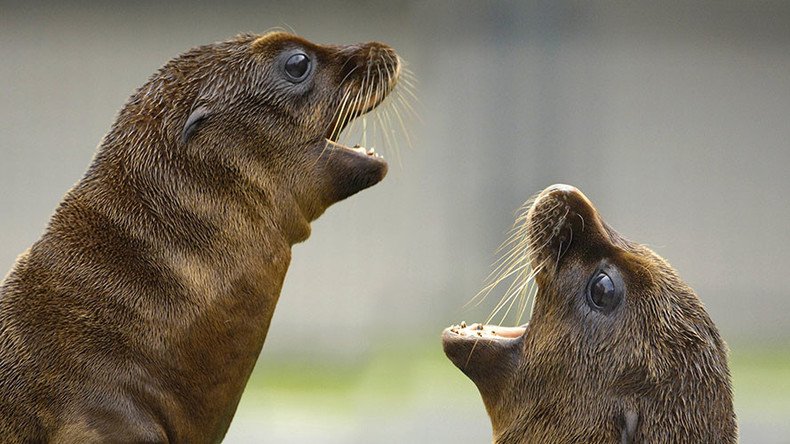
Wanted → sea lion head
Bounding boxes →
[442,184,737,443]
[110,31,399,242]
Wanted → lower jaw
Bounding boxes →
[318,139,388,203]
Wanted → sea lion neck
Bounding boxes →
[96,100,318,248]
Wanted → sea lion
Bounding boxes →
[443,184,737,443]
[0,31,400,442]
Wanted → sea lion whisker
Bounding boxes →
[339,85,362,147]
[463,336,482,370]
[375,103,395,154]
[487,246,527,279]
[339,75,367,147]
[478,244,535,293]
[466,224,552,310]
[326,89,352,143]
[549,207,571,271]
[314,89,353,168]
[486,287,520,325]
[488,246,534,283]
[397,80,422,105]
[554,240,563,271]
[512,276,537,325]
[496,206,557,255]
[396,95,421,124]
[356,74,376,148]
[492,221,553,270]
[331,64,361,99]
[390,97,414,152]
[470,259,533,308]
[486,263,540,326]
[496,265,541,324]
[401,64,416,77]
[497,281,523,325]
[372,64,388,152]
[380,59,404,158]
[515,275,541,325]
[361,116,368,148]
[382,102,406,166]
[360,64,376,149]
[349,64,376,144]
[394,90,421,125]
[398,67,419,86]
[481,260,542,320]
[273,23,297,35]
[325,65,360,126]
[561,225,574,259]
[327,89,353,142]
[498,262,542,314]
[399,72,418,87]
[336,56,359,83]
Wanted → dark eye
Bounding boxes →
[284,53,311,82]
[587,272,621,312]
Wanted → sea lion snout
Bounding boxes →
[528,183,597,226]
[525,184,602,276]
[332,41,401,116]
[338,42,400,73]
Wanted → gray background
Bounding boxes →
[2,1,789,442]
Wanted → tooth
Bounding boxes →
[460,321,467,328]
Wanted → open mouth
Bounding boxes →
[324,98,387,160]
[323,68,399,161]
[444,322,527,342]
[442,321,527,375]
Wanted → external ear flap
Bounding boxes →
[181,106,211,144]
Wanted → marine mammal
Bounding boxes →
[0,31,400,442]
[443,184,737,443]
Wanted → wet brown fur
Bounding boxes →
[444,185,737,443]
[0,32,399,442]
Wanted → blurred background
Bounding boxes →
[2,0,789,442]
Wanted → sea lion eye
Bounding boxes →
[284,53,311,82]
[588,272,621,312]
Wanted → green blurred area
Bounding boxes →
[230,340,790,441]
[729,345,790,416]
[239,340,471,412]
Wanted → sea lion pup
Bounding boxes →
[0,32,400,442]
[443,184,737,443]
